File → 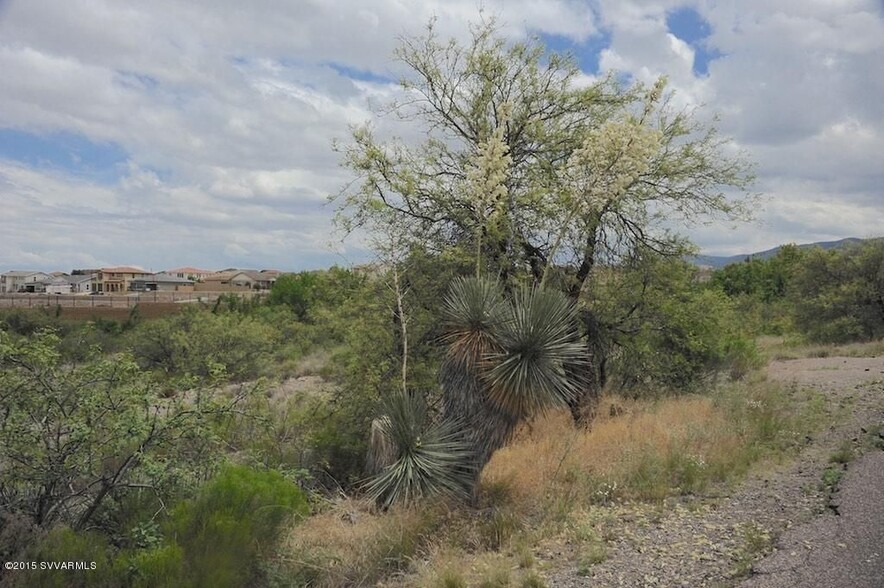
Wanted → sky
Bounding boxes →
[1,0,882,272]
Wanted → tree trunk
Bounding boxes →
[566,221,605,426]
[440,357,519,500]
[567,308,607,426]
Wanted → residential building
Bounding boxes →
[195,270,257,292]
[68,274,95,294]
[165,267,215,281]
[247,270,280,290]
[0,271,51,293]
[44,276,73,295]
[93,267,152,293]
[129,273,195,292]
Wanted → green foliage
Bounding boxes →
[268,271,318,319]
[125,543,186,588]
[337,20,754,422]
[11,527,116,588]
[0,308,66,336]
[711,244,804,302]
[365,392,475,509]
[594,256,758,394]
[790,239,884,343]
[129,308,279,381]
[0,329,241,534]
[12,466,308,588]
[163,464,310,587]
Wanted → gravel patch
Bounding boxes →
[541,357,884,588]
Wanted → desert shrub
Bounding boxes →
[7,466,307,588]
[0,308,66,336]
[0,331,233,536]
[606,278,754,394]
[161,464,310,587]
[790,241,884,343]
[268,271,318,319]
[129,308,279,381]
[8,526,120,588]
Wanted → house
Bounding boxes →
[68,274,95,294]
[246,270,280,290]
[43,276,74,295]
[195,271,257,292]
[129,273,195,292]
[165,267,215,282]
[93,267,152,293]
[0,271,51,293]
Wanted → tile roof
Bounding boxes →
[100,266,150,273]
[165,266,214,274]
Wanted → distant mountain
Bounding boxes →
[691,237,865,269]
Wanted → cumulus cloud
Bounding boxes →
[0,0,881,270]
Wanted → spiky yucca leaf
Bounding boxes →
[442,277,506,366]
[484,286,585,417]
[365,392,475,509]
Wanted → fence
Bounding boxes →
[0,292,267,309]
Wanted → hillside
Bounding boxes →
[692,237,864,268]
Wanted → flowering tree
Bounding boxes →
[338,20,754,422]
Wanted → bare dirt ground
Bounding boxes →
[542,356,884,588]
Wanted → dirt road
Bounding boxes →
[741,357,884,588]
[543,356,884,587]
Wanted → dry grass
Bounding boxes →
[758,335,884,360]
[277,378,818,587]
[279,498,443,587]
[483,394,751,508]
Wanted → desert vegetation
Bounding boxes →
[1,20,882,588]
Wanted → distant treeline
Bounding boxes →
[710,238,884,343]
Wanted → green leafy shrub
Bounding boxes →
[166,464,310,587]
[129,308,279,381]
[790,240,883,343]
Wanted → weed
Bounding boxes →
[863,424,884,451]
[733,523,772,576]
[478,508,522,551]
[434,568,468,588]
[514,539,535,569]
[520,570,548,588]
[829,440,855,465]
[821,466,844,490]
[477,557,512,588]
[576,540,608,575]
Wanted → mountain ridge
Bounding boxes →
[691,237,865,269]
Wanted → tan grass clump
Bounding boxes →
[279,498,442,587]
[483,394,748,508]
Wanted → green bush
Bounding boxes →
[166,464,310,587]
[0,308,66,336]
[790,241,884,342]
[11,526,119,588]
[129,309,279,381]
[7,466,308,588]
[601,260,757,394]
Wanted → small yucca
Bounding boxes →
[367,277,585,506]
[365,391,474,509]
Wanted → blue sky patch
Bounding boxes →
[324,62,395,85]
[537,30,612,75]
[0,128,128,183]
[665,6,722,76]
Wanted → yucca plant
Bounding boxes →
[367,277,585,506]
[365,391,475,509]
[441,277,584,489]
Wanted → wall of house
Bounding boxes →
[193,282,251,292]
